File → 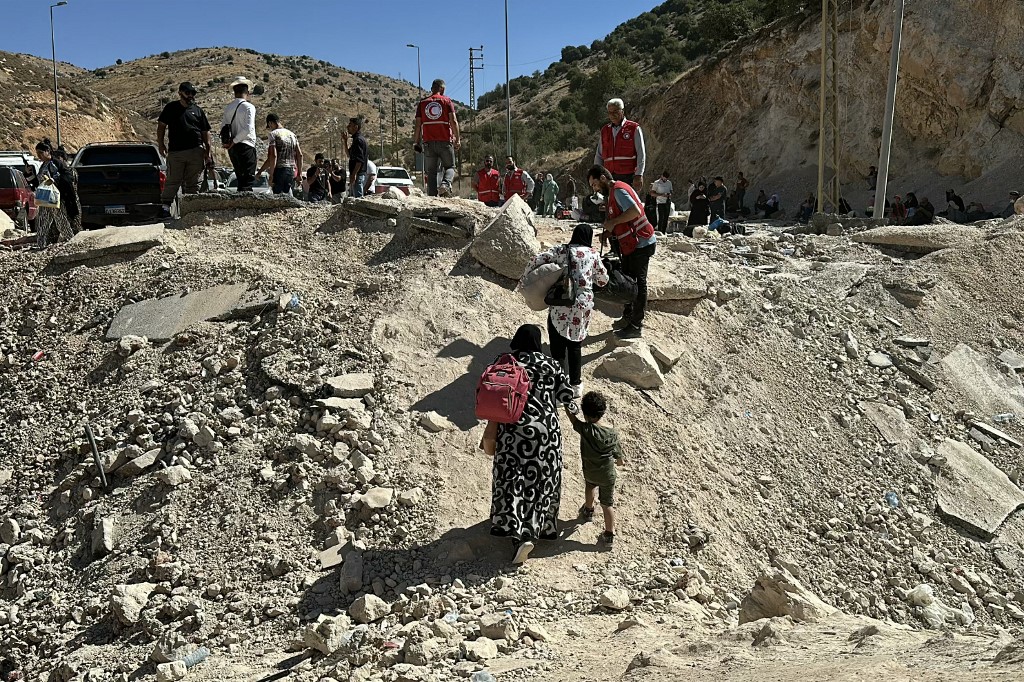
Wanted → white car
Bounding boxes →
[224,171,272,194]
[374,166,413,195]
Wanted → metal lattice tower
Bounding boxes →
[391,98,398,165]
[468,46,484,170]
[816,0,842,213]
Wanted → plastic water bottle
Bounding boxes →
[180,647,210,668]
[993,413,1016,424]
[470,673,497,682]
[884,492,899,508]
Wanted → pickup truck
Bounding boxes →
[72,142,165,227]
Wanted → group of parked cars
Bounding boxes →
[1,142,413,232]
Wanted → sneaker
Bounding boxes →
[614,324,642,340]
[579,505,595,521]
[438,183,453,198]
[512,540,535,565]
[599,531,615,546]
[571,384,583,399]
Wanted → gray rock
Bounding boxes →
[50,224,165,265]
[151,631,189,663]
[0,518,21,545]
[157,465,193,487]
[155,661,187,682]
[469,194,539,279]
[597,343,665,389]
[867,352,893,368]
[479,612,517,640]
[91,517,115,557]
[326,373,375,398]
[111,582,157,625]
[419,411,454,432]
[851,225,985,253]
[302,615,354,654]
[340,552,365,593]
[117,448,161,477]
[738,569,836,624]
[179,191,302,217]
[398,487,424,506]
[940,343,1024,417]
[348,594,390,623]
[461,637,499,661]
[361,487,394,510]
[599,587,631,611]
[933,438,1024,539]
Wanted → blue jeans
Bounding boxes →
[349,173,367,198]
[272,167,294,195]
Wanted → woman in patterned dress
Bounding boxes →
[33,138,81,248]
[524,224,609,398]
[490,324,575,565]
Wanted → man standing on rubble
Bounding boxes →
[501,156,534,203]
[473,155,501,206]
[413,78,460,197]
[594,98,645,190]
[221,77,258,192]
[257,113,302,196]
[341,117,369,198]
[157,81,212,210]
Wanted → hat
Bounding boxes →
[230,76,253,89]
[178,81,197,94]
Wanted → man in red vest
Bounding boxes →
[472,155,501,206]
[413,78,461,197]
[595,98,646,191]
[588,164,657,339]
[501,156,535,203]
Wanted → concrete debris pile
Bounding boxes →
[0,205,1022,681]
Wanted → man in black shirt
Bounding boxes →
[342,117,368,198]
[329,159,346,203]
[157,82,212,208]
[304,153,332,203]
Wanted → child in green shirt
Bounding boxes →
[563,391,624,544]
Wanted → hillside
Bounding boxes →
[84,47,427,164]
[0,51,147,151]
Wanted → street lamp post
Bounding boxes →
[406,44,421,94]
[50,1,68,147]
[504,0,511,158]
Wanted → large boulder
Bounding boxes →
[470,194,539,279]
[110,582,157,625]
[597,343,665,389]
[738,568,836,624]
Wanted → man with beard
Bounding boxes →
[473,155,501,206]
[157,81,212,209]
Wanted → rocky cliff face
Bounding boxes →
[641,0,1024,210]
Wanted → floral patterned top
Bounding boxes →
[528,244,609,342]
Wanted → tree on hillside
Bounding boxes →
[695,1,755,47]
[571,58,644,129]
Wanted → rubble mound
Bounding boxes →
[1,206,1023,681]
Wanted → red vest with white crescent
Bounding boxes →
[601,119,640,175]
[607,181,654,256]
[475,168,501,202]
[417,94,455,142]
[503,169,527,200]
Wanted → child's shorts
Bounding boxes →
[585,479,615,508]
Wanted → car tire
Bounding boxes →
[17,208,29,232]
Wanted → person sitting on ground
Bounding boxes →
[488,324,575,566]
[763,192,781,218]
[944,189,967,222]
[903,192,919,221]
[754,189,768,215]
[797,194,815,224]
[837,196,853,215]
[965,201,993,222]
[1000,191,1020,219]
[562,391,623,546]
[890,195,907,224]
[905,196,935,225]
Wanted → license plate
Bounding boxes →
[104,205,126,215]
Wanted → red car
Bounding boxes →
[0,167,36,230]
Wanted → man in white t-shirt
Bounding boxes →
[363,159,378,195]
[651,170,673,233]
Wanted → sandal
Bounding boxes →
[579,505,595,521]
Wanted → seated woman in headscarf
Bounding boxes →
[488,324,575,565]
[522,224,608,398]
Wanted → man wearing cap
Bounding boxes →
[221,77,258,192]
[1001,191,1021,219]
[257,113,302,195]
[157,82,212,209]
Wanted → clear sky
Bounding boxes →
[9,0,657,106]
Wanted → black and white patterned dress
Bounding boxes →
[490,350,575,541]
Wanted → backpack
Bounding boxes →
[475,354,531,424]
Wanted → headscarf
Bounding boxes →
[546,174,553,182]
[510,324,543,354]
[569,223,593,247]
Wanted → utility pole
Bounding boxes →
[816,0,842,214]
[468,46,484,175]
[391,98,398,165]
[379,94,385,162]
[873,0,905,222]
[50,1,68,147]
[504,0,512,158]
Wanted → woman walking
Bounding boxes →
[524,224,608,398]
[33,138,81,248]
[541,173,559,217]
[489,324,575,565]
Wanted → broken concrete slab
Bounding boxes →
[402,214,471,239]
[893,357,938,392]
[315,397,366,413]
[940,343,1024,416]
[106,284,278,342]
[967,419,1022,448]
[862,402,915,446]
[326,374,374,398]
[50,224,165,265]
[738,568,837,624]
[851,225,985,253]
[178,192,301,217]
[999,349,1024,373]
[933,438,1024,539]
[469,194,539,280]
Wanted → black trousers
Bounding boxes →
[547,316,582,386]
[710,200,726,221]
[622,242,656,327]
[656,203,671,232]
[612,172,634,185]
[229,143,258,192]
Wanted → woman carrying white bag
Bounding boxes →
[33,138,81,248]
[518,224,608,399]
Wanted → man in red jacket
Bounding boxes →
[594,97,646,191]
[413,78,461,197]
[473,155,501,206]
